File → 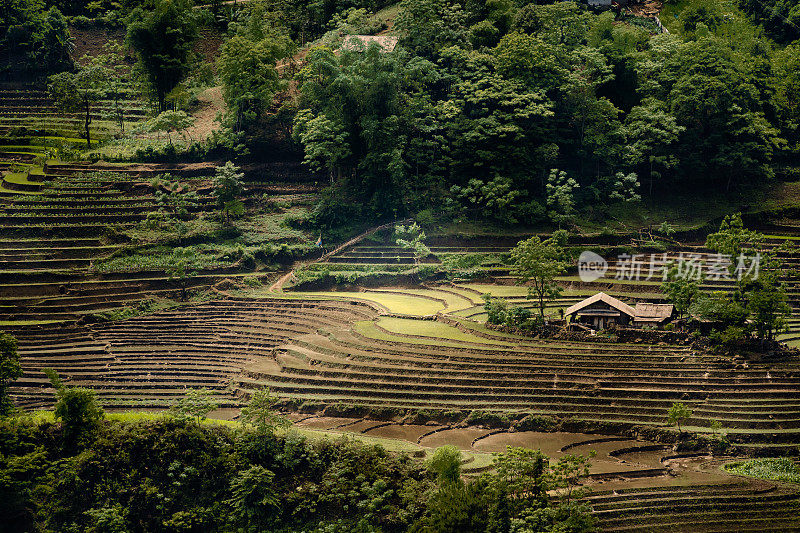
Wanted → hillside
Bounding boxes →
[1,0,799,531]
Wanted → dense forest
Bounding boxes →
[2,0,799,232]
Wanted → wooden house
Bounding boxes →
[566,293,675,330]
[564,292,636,330]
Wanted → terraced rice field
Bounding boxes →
[4,156,799,531]
[0,161,322,324]
[0,86,146,140]
[7,297,376,410]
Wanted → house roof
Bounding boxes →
[564,292,636,318]
[341,35,399,52]
[633,303,674,322]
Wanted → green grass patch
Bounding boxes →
[723,458,800,483]
[3,172,42,186]
[0,319,62,326]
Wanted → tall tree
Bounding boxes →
[44,368,104,448]
[292,109,351,184]
[746,273,792,341]
[623,98,684,196]
[213,161,245,223]
[88,41,129,133]
[510,234,567,318]
[218,11,295,132]
[126,0,198,112]
[395,0,469,59]
[661,263,703,319]
[48,65,104,148]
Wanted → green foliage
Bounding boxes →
[723,457,800,483]
[170,388,218,424]
[395,222,432,266]
[140,111,195,146]
[427,445,462,483]
[546,169,579,228]
[0,417,595,533]
[48,65,105,147]
[450,177,522,224]
[608,172,641,204]
[293,108,352,184]
[240,389,290,434]
[126,0,198,111]
[0,0,72,76]
[0,333,21,416]
[219,6,296,132]
[745,273,792,341]
[667,402,693,433]
[483,294,540,331]
[690,292,749,330]
[661,262,702,318]
[45,368,104,447]
[510,235,567,318]
[226,465,280,531]
[705,213,763,280]
[213,161,245,222]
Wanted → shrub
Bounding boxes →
[515,415,558,432]
[465,410,511,428]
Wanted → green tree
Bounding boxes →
[667,38,783,189]
[126,0,198,112]
[226,466,280,531]
[705,213,763,282]
[549,453,594,505]
[449,177,522,223]
[44,368,104,447]
[141,110,195,147]
[0,333,21,416]
[292,109,351,184]
[0,1,72,75]
[510,235,567,318]
[153,176,199,220]
[48,65,104,147]
[622,98,684,196]
[608,172,641,204]
[689,291,749,330]
[171,388,218,424]
[394,0,468,59]
[218,20,295,132]
[395,222,432,269]
[546,169,579,228]
[667,402,693,433]
[661,262,703,318]
[240,389,290,434]
[212,161,245,223]
[84,505,128,533]
[88,40,129,133]
[746,273,792,341]
[492,446,548,514]
[427,445,462,484]
[166,247,196,301]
